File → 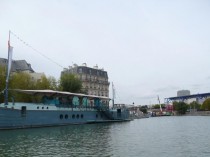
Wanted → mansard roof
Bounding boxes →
[0,58,34,72]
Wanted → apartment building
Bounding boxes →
[62,63,110,97]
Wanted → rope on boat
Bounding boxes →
[10,31,65,69]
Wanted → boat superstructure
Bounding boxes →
[0,89,130,129]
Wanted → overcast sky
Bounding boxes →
[1,0,210,105]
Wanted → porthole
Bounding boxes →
[101,114,103,118]
[72,114,75,119]
[65,114,68,119]
[96,114,98,118]
[42,107,44,109]
[60,114,63,119]
[37,106,39,109]
[76,114,79,119]
[81,114,84,118]
[46,107,49,109]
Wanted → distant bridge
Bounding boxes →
[165,92,210,104]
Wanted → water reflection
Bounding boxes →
[1,117,210,157]
[0,124,113,157]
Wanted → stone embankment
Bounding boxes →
[185,111,210,116]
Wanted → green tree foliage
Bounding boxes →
[35,75,58,90]
[0,69,58,102]
[9,72,35,102]
[48,76,58,90]
[9,73,59,102]
[161,104,166,109]
[189,101,201,110]
[33,75,57,102]
[201,98,210,110]
[153,104,165,109]
[35,75,51,90]
[153,104,161,109]
[0,66,6,103]
[173,101,188,115]
[59,73,82,93]
[140,105,148,114]
[10,72,35,89]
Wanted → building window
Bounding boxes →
[79,68,82,73]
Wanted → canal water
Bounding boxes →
[0,116,210,157]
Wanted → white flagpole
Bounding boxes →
[5,31,12,105]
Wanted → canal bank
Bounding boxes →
[185,111,210,116]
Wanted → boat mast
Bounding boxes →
[5,31,11,105]
[157,95,162,112]
[112,82,115,106]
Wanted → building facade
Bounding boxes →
[177,90,190,97]
[0,58,44,81]
[62,63,110,97]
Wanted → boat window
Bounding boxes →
[94,98,101,107]
[37,106,39,109]
[76,114,79,119]
[65,114,68,119]
[72,96,79,106]
[21,106,27,117]
[60,114,63,119]
[96,114,98,118]
[81,114,84,118]
[42,107,44,109]
[117,109,121,118]
[72,114,75,119]
[42,96,57,105]
[46,107,49,109]
[82,97,88,107]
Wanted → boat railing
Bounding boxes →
[94,104,115,120]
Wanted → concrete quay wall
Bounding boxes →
[185,111,210,116]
